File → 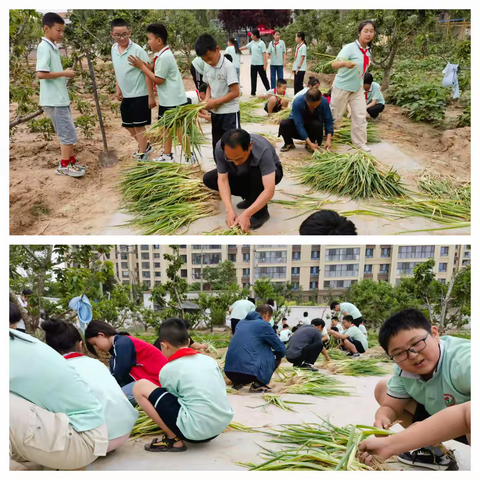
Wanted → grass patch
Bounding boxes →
[29,201,50,217]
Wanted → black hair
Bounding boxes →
[358,20,375,36]
[195,33,218,57]
[110,18,129,30]
[325,88,332,98]
[42,12,65,28]
[147,23,168,44]
[224,53,233,63]
[379,309,431,354]
[41,318,82,355]
[159,318,189,348]
[273,325,279,332]
[274,29,281,34]
[276,78,287,87]
[198,82,208,94]
[300,210,358,235]
[307,76,320,87]
[229,37,242,55]
[330,302,340,310]
[22,289,33,296]
[351,317,361,327]
[283,324,290,329]
[251,28,260,39]
[256,304,273,316]
[221,129,251,152]
[303,312,308,317]
[305,89,322,103]
[248,297,255,304]
[331,326,339,332]
[343,315,354,324]
[84,320,129,356]
[297,31,306,42]
[10,302,21,326]
[267,299,275,306]
[311,318,325,328]
[282,317,287,322]
[364,72,373,85]
[292,325,298,333]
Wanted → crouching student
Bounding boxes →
[299,210,358,235]
[10,329,108,470]
[259,78,289,115]
[41,318,138,452]
[85,320,168,406]
[363,73,385,119]
[328,315,368,357]
[371,309,470,471]
[133,318,234,452]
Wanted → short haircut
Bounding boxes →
[147,23,168,44]
[159,318,189,347]
[224,53,233,62]
[10,302,22,325]
[303,312,308,317]
[311,318,325,328]
[307,76,320,87]
[330,302,340,310]
[300,210,358,235]
[248,297,255,304]
[198,83,208,94]
[267,299,275,306]
[251,28,260,38]
[379,309,431,353]
[283,324,290,329]
[343,315,354,324]
[282,318,287,322]
[42,12,65,28]
[221,129,251,151]
[364,72,373,85]
[195,33,218,57]
[41,318,82,355]
[297,31,306,41]
[305,89,322,103]
[256,304,273,316]
[22,289,33,296]
[111,18,129,30]
[276,78,287,87]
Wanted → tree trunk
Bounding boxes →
[380,42,399,91]
[439,272,457,334]
[10,109,44,128]
[9,288,34,330]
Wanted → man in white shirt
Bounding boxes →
[229,297,256,335]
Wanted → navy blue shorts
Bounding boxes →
[148,387,217,443]
[346,337,365,354]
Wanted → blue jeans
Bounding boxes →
[270,65,284,89]
[235,67,241,81]
[122,381,137,406]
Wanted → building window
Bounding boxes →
[141,253,149,260]
[438,278,446,284]
[398,246,434,259]
[180,245,187,249]
[292,282,300,290]
[141,245,149,251]
[254,266,287,279]
[243,283,249,288]
[180,255,186,263]
[325,248,361,262]
[462,259,470,266]
[143,271,151,278]
[154,262,160,268]
[324,264,359,278]
[310,266,319,275]
[153,245,160,250]
[181,269,188,278]
[144,280,151,288]
[256,251,287,263]
[292,251,301,261]
[381,248,391,258]
[192,269,201,280]
[365,248,374,258]
[105,253,110,259]
[228,245,236,248]
[243,268,250,276]
[439,263,448,272]
[364,264,373,273]
[292,267,300,276]
[121,253,128,260]
[228,254,236,262]
[191,253,221,265]
[192,245,221,250]
[379,264,389,274]
[243,253,250,262]
[309,281,318,289]
[121,262,128,269]
[464,250,471,259]
[141,261,149,269]
[324,280,356,288]
[155,271,161,277]
[155,280,161,286]
[311,250,320,260]
[397,262,421,276]
[154,253,160,259]
[121,271,129,278]
[440,247,449,256]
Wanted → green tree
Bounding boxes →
[252,278,292,323]
[203,260,238,290]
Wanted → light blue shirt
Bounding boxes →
[293,43,307,72]
[225,46,241,69]
[366,81,385,105]
[333,41,371,92]
[155,46,187,107]
[268,40,286,66]
[247,39,267,66]
[230,299,256,319]
[340,302,362,319]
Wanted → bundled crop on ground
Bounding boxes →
[119,163,218,235]
[249,394,312,413]
[417,173,471,202]
[239,99,266,123]
[327,359,389,376]
[226,422,263,433]
[269,107,291,124]
[258,132,281,143]
[130,408,163,440]
[295,151,406,200]
[325,349,348,360]
[145,103,206,161]
[205,225,251,235]
[238,418,394,471]
[332,119,381,145]
[271,193,338,217]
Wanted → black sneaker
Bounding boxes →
[232,383,244,391]
[299,363,319,372]
[280,143,295,152]
[397,448,459,471]
[250,212,270,230]
[236,200,248,209]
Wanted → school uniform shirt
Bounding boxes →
[303,317,311,325]
[334,324,344,334]
[358,324,368,337]
[110,334,168,388]
[230,299,256,319]
[290,94,334,140]
[246,39,267,66]
[191,56,206,76]
[339,302,362,319]
[9,330,105,433]
[36,37,70,107]
[366,81,385,105]
[159,349,234,441]
[225,46,241,69]
[111,40,150,98]
[286,324,322,359]
[294,86,309,100]
[186,90,201,104]
[344,325,368,351]
[202,53,239,114]
[154,46,187,107]
[16,297,27,331]
[279,329,292,342]
[293,42,307,72]
[267,40,286,66]
[215,133,281,177]
[386,336,470,416]
[64,353,138,440]
[333,40,371,92]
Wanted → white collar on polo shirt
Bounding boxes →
[113,39,133,52]
[42,37,58,50]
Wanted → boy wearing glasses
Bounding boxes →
[372,309,470,470]
[111,19,155,162]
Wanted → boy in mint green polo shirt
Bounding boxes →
[133,318,234,452]
[373,309,471,470]
[328,315,368,356]
[267,30,286,89]
[36,12,85,178]
[110,18,155,162]
[128,23,188,163]
[363,72,385,120]
[240,28,270,96]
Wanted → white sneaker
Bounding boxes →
[360,145,372,152]
[184,153,196,164]
[133,143,154,158]
[152,152,174,163]
[136,153,150,162]
[56,163,86,177]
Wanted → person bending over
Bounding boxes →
[299,210,357,235]
[328,315,368,357]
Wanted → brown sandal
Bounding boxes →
[144,435,187,452]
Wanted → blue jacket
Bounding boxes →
[224,312,286,384]
[290,94,334,140]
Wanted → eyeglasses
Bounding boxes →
[390,331,430,363]
[113,33,130,39]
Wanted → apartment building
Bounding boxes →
[100,244,469,302]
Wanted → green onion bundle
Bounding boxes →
[226,422,263,433]
[327,359,389,376]
[119,163,218,235]
[417,173,471,202]
[204,225,251,235]
[284,369,352,397]
[130,409,164,440]
[258,132,281,143]
[332,119,381,145]
[295,151,406,200]
[239,99,266,123]
[145,103,206,161]
[249,394,312,413]
[269,107,291,124]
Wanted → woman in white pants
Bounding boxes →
[330,20,376,152]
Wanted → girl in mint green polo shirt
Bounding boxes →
[240,28,270,96]
[267,30,286,89]
[225,37,242,81]
[292,31,307,95]
[330,20,375,152]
